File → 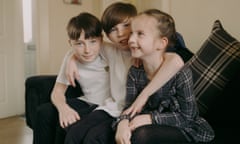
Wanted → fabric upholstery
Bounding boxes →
[187,20,240,116]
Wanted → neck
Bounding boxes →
[143,54,164,80]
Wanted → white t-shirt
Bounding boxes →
[56,42,132,117]
[56,49,110,106]
[97,42,132,116]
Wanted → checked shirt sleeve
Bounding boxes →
[151,67,199,128]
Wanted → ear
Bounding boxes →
[156,37,168,50]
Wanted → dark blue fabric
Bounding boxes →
[176,32,186,48]
[167,32,194,63]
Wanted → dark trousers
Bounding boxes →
[64,110,188,144]
[64,110,115,144]
[131,125,189,144]
[33,98,97,144]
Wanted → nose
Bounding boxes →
[84,45,90,54]
[117,27,125,37]
[128,33,135,45]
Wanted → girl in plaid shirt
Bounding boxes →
[115,9,215,144]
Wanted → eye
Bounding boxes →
[90,39,97,43]
[75,42,83,46]
[137,31,144,37]
[129,31,133,36]
[72,41,84,47]
[123,23,130,28]
[109,27,117,33]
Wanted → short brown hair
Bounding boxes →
[101,2,137,35]
[67,12,102,40]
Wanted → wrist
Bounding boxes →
[118,119,129,129]
[57,102,68,112]
[112,114,131,130]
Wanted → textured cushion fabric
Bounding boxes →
[187,20,240,116]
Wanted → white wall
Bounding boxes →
[139,0,240,53]
[35,0,99,74]
[172,0,240,53]
[35,0,240,74]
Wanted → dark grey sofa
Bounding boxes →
[25,20,240,144]
[25,73,239,144]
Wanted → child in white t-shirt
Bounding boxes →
[34,12,114,144]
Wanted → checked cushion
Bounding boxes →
[187,20,240,116]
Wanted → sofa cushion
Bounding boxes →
[186,20,240,117]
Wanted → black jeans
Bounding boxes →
[33,98,97,144]
[64,110,115,144]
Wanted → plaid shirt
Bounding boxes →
[125,65,215,142]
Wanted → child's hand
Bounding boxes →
[123,95,148,117]
[129,114,152,131]
[58,104,80,128]
[115,120,131,144]
[66,54,80,87]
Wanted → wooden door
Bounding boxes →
[0,0,25,118]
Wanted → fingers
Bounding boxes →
[129,123,136,131]
[123,107,139,119]
[130,109,137,118]
[68,76,75,87]
[66,71,75,87]
[71,73,77,87]
[124,133,131,144]
[74,72,80,81]
[60,115,80,128]
[122,107,131,115]
[68,72,80,87]
[60,119,76,128]
[74,112,80,121]
[60,119,69,128]
[118,135,131,144]
[123,138,131,144]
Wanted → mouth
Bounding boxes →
[83,55,94,59]
[119,39,128,45]
[130,45,140,50]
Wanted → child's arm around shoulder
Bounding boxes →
[124,53,184,117]
[64,49,80,87]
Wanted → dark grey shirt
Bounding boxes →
[125,64,215,142]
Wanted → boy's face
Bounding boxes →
[107,18,132,50]
[69,31,102,64]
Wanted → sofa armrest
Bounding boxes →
[25,75,82,129]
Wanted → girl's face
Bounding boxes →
[69,31,102,64]
[107,18,132,51]
[128,14,165,59]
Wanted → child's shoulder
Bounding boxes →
[176,64,192,79]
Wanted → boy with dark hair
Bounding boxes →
[34,12,115,144]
